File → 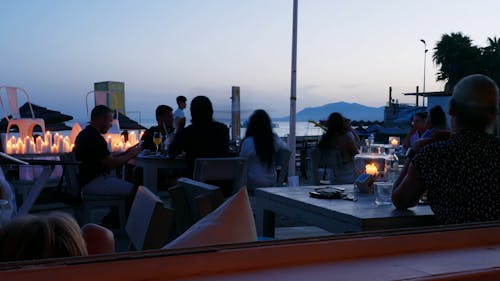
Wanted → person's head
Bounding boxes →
[449,74,499,132]
[318,112,346,149]
[326,112,346,135]
[425,105,447,130]
[244,109,275,167]
[343,117,352,131]
[176,96,187,110]
[155,105,174,128]
[90,105,113,134]
[245,109,273,138]
[0,213,87,262]
[412,112,427,133]
[190,96,213,124]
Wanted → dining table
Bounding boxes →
[255,185,437,238]
[128,152,187,193]
[0,153,81,215]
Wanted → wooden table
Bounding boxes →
[255,185,437,237]
[0,155,80,215]
[129,154,187,193]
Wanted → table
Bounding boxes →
[0,156,80,215]
[129,154,187,193]
[255,185,436,237]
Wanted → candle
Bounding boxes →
[389,136,400,148]
[365,163,378,176]
[129,132,137,144]
[51,144,58,154]
[36,138,43,153]
[391,138,398,147]
[45,131,52,147]
[29,140,36,154]
[6,142,12,154]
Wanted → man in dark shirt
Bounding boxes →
[168,96,230,177]
[393,74,500,224]
[74,105,141,197]
[141,105,174,151]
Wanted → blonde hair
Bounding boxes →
[0,213,87,262]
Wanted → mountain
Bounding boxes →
[275,102,384,122]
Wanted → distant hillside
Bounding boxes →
[275,102,384,121]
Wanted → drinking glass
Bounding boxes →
[374,182,393,205]
[153,132,162,154]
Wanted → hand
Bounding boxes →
[128,145,142,157]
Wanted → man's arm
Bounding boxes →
[392,163,426,209]
[101,145,141,169]
[403,128,417,149]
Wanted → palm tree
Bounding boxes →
[482,37,500,86]
[433,32,482,91]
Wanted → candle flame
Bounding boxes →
[365,162,378,176]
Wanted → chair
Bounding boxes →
[310,148,343,185]
[0,86,45,139]
[168,177,224,235]
[125,186,175,250]
[163,187,256,250]
[193,157,247,196]
[275,148,291,186]
[59,152,127,230]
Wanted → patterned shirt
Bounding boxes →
[412,130,500,224]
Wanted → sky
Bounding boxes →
[1,0,499,122]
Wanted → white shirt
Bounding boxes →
[239,134,288,190]
[173,108,185,129]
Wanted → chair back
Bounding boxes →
[125,186,175,250]
[310,148,343,185]
[0,86,36,120]
[193,157,247,196]
[59,152,81,199]
[275,148,291,186]
[168,178,224,234]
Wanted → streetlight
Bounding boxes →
[420,39,428,94]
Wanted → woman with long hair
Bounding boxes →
[240,109,288,192]
[316,112,358,184]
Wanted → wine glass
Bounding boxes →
[153,132,162,155]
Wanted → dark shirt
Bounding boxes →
[168,121,230,176]
[141,125,173,151]
[74,125,110,187]
[412,130,500,224]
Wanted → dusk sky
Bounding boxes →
[1,0,499,122]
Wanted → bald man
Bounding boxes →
[392,74,500,224]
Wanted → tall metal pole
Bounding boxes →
[420,39,428,94]
[288,0,298,177]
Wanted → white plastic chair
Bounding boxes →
[85,90,121,134]
[0,86,45,140]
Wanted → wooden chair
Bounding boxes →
[310,148,343,185]
[125,186,175,250]
[168,177,224,235]
[193,157,247,196]
[275,148,291,186]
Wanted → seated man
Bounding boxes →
[392,74,500,224]
[141,105,175,151]
[74,105,142,215]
